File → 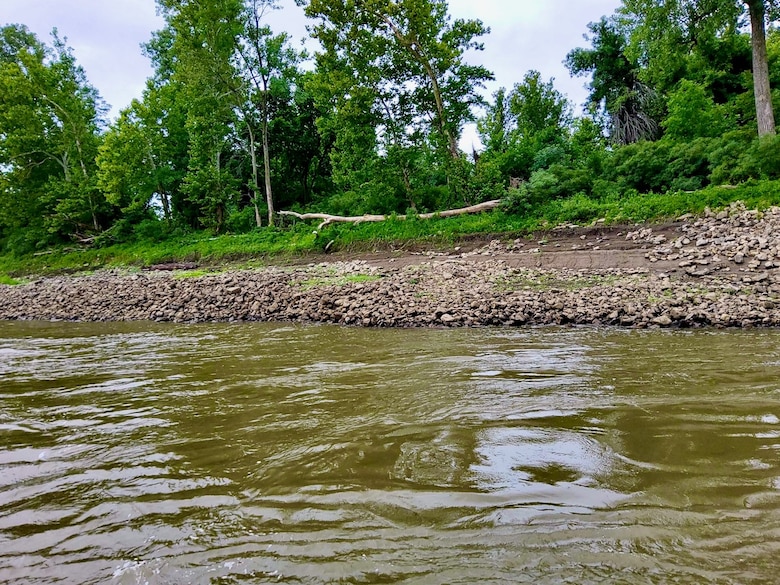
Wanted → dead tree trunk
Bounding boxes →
[279,200,501,231]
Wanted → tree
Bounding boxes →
[0,25,109,250]
[746,0,777,136]
[268,75,334,207]
[508,71,572,146]
[620,0,777,137]
[661,79,731,139]
[96,83,189,229]
[235,0,302,225]
[477,72,571,185]
[566,16,662,144]
[298,0,493,205]
[153,0,302,229]
[477,87,512,154]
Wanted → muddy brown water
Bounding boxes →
[1,321,779,584]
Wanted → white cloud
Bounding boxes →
[3,0,164,118]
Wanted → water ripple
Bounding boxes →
[0,322,779,584]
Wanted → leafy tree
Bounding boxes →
[509,70,572,147]
[661,79,732,139]
[566,17,662,144]
[0,25,109,251]
[96,83,189,231]
[268,77,334,207]
[477,87,512,154]
[299,0,493,207]
[151,0,241,231]
[234,0,302,225]
[477,72,571,184]
[154,0,302,229]
[620,0,778,136]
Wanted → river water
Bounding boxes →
[1,321,779,584]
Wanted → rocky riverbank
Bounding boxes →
[3,201,780,328]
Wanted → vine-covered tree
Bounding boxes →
[566,17,662,144]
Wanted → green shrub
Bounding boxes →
[133,218,170,242]
[225,205,260,233]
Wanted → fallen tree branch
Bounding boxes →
[279,199,502,231]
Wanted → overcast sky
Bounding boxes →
[4,0,622,145]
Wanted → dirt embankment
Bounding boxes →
[3,202,780,328]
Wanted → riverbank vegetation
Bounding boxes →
[3,0,780,276]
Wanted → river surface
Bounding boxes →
[1,321,780,584]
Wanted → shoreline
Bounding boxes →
[3,202,780,329]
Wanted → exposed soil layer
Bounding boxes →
[3,202,780,328]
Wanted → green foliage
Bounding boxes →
[565,16,662,143]
[0,274,21,285]
[0,24,111,251]
[300,0,493,205]
[132,218,170,243]
[509,71,572,145]
[8,0,780,274]
[662,80,732,140]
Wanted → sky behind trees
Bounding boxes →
[3,0,622,126]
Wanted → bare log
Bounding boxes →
[279,200,502,231]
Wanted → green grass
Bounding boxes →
[298,273,382,289]
[173,268,217,279]
[0,274,21,285]
[3,181,780,278]
[494,272,620,292]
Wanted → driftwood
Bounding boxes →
[279,199,502,231]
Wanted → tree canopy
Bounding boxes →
[2,0,780,255]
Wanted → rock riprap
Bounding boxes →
[5,203,780,328]
[2,250,780,328]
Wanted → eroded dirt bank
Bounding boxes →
[3,202,780,328]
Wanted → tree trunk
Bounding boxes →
[158,185,172,223]
[747,0,776,137]
[247,122,263,227]
[420,59,460,158]
[262,115,274,226]
[148,144,171,223]
[261,83,275,227]
[279,199,501,231]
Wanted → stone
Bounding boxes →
[653,315,672,327]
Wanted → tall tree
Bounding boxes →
[0,25,108,249]
[620,0,777,136]
[566,17,662,144]
[155,0,242,231]
[508,70,572,146]
[477,87,512,155]
[299,0,493,199]
[477,73,572,184]
[235,0,302,225]
[154,0,302,228]
[96,83,189,227]
[746,0,776,136]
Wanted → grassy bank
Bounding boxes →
[2,182,780,279]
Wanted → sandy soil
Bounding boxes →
[304,222,696,275]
